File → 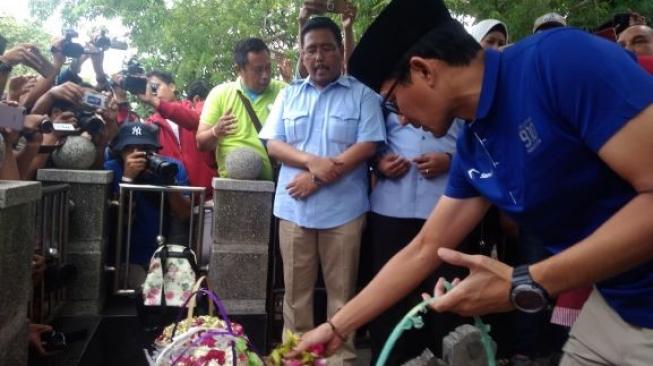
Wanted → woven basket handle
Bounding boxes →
[186,276,215,320]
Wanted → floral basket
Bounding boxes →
[149,286,263,366]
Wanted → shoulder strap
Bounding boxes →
[236,90,262,132]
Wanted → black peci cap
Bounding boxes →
[111,122,161,152]
[348,0,456,93]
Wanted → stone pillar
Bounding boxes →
[0,180,41,366]
[37,169,113,315]
[209,178,274,315]
[442,324,497,366]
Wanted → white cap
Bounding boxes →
[469,19,508,44]
[533,12,567,33]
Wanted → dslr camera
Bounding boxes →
[146,152,178,183]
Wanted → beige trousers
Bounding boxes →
[279,214,366,366]
[560,288,653,366]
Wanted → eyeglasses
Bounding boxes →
[381,80,401,116]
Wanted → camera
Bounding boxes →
[115,58,147,94]
[41,331,67,352]
[59,29,85,59]
[81,89,107,110]
[75,110,105,137]
[146,152,178,182]
[92,30,112,52]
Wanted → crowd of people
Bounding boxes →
[2,0,653,365]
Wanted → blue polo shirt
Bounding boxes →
[260,75,386,229]
[444,28,653,327]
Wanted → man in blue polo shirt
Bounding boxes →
[293,0,653,364]
[260,16,385,366]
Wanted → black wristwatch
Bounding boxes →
[510,265,550,313]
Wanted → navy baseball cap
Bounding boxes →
[111,122,161,151]
[348,0,458,93]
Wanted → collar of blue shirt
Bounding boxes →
[301,74,352,90]
[476,49,501,121]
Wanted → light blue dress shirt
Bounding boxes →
[371,115,461,220]
[260,75,386,229]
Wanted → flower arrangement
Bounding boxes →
[267,332,326,366]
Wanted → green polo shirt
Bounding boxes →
[200,78,286,180]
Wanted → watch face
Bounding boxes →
[513,284,546,313]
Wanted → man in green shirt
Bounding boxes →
[197,37,286,180]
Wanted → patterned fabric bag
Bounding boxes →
[142,244,198,307]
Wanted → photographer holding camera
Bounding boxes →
[0,38,73,180]
[104,121,191,286]
[113,68,216,197]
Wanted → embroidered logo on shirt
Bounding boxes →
[131,126,142,136]
[467,168,493,180]
[518,118,541,153]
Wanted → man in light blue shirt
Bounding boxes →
[259,16,385,366]
[367,115,462,363]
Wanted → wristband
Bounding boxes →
[326,319,346,342]
[121,176,134,183]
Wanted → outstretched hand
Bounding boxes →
[424,248,514,317]
[286,323,343,359]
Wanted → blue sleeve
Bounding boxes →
[103,159,122,194]
[175,162,190,186]
[356,88,386,143]
[444,154,480,198]
[259,88,287,141]
[538,30,653,152]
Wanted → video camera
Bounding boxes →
[59,29,85,59]
[57,29,129,58]
[114,57,148,94]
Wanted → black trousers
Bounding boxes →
[363,212,476,365]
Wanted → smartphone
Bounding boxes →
[149,82,159,95]
[325,0,348,14]
[304,0,348,14]
[0,35,7,55]
[0,103,26,130]
[82,89,107,110]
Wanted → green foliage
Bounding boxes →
[0,16,53,76]
[24,0,653,89]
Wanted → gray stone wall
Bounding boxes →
[209,178,274,315]
[0,181,41,366]
[37,169,113,315]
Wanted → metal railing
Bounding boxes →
[30,183,70,323]
[106,183,206,296]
